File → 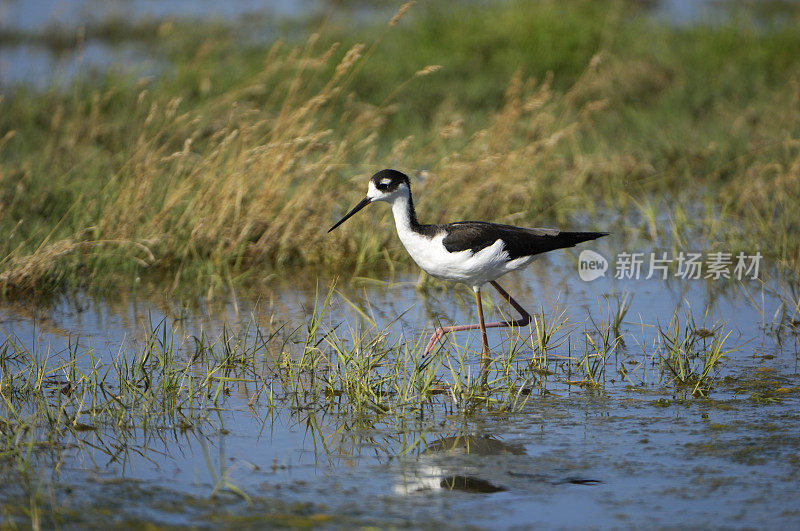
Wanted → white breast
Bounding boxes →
[387,194,535,288]
[396,226,533,287]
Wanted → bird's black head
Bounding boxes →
[370,169,411,194]
[327,169,411,233]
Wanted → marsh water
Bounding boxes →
[0,0,777,90]
[2,242,799,528]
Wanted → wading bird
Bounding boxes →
[328,169,607,369]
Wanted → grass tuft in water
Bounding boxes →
[657,308,736,397]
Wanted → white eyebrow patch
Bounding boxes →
[367,180,379,198]
[380,178,393,186]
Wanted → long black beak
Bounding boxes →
[328,196,372,233]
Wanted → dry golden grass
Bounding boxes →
[2,1,800,297]
[1,29,609,295]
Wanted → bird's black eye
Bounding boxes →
[376,178,394,191]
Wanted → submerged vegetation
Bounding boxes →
[0,285,745,473]
[0,0,799,298]
[3,280,797,525]
[3,280,800,525]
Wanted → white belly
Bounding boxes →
[397,229,534,288]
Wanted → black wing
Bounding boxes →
[441,221,608,260]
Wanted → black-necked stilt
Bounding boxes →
[328,169,607,364]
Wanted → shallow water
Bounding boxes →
[0,39,158,90]
[0,0,770,92]
[0,0,318,32]
[2,242,799,527]
[0,0,311,92]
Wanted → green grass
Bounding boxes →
[1,0,800,299]
[0,289,737,464]
[657,309,735,397]
[0,278,776,527]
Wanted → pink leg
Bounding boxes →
[475,290,491,386]
[423,280,532,356]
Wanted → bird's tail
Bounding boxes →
[560,231,609,246]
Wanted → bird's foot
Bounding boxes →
[423,327,447,357]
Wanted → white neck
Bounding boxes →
[390,194,414,235]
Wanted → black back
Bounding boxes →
[441,221,607,260]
